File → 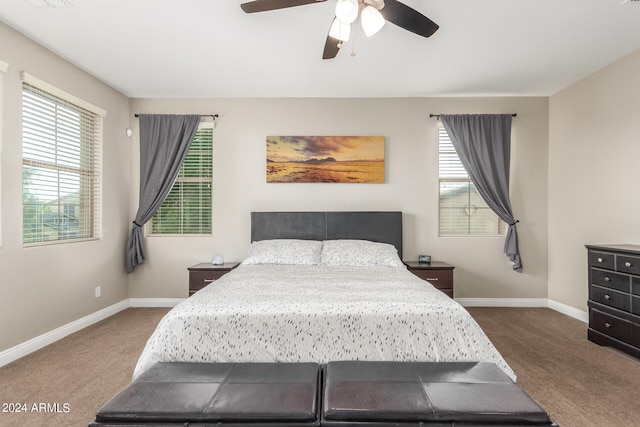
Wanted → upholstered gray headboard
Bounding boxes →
[250,211,403,259]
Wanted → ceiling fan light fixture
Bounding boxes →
[361,5,385,37]
[335,0,359,24]
[329,19,351,42]
[239,0,439,60]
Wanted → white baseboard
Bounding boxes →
[0,300,129,368]
[456,298,549,307]
[457,297,588,323]
[0,296,588,368]
[129,298,185,308]
[548,299,589,323]
[0,298,185,368]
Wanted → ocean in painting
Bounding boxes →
[267,160,384,183]
[266,136,385,183]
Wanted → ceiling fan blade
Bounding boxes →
[241,0,326,13]
[322,18,342,60]
[323,35,342,59]
[379,0,439,38]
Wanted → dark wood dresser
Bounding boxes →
[405,261,454,298]
[586,244,640,359]
[187,262,238,296]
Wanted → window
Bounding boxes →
[149,126,213,235]
[438,125,503,236]
[22,80,102,246]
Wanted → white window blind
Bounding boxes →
[438,125,503,236]
[22,83,102,246]
[149,127,213,235]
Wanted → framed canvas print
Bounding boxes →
[266,136,384,183]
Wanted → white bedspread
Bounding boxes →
[133,264,515,380]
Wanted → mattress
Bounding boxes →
[133,264,515,381]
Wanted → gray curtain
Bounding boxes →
[440,114,522,272]
[125,114,201,273]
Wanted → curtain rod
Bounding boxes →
[134,114,218,119]
[429,113,517,119]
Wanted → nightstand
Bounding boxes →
[187,262,239,296]
[404,261,455,298]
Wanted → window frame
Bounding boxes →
[437,123,504,237]
[147,124,213,237]
[21,73,104,247]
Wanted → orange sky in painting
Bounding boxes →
[266,136,384,163]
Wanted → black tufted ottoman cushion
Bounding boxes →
[89,362,320,426]
[322,361,557,426]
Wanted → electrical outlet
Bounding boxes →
[95,286,101,298]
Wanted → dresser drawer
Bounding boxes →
[633,277,640,296]
[634,323,640,348]
[633,296,640,317]
[591,268,630,293]
[411,269,453,290]
[590,285,631,312]
[618,254,640,275]
[589,251,615,270]
[590,308,633,344]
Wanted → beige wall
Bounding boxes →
[0,21,555,355]
[129,97,549,300]
[0,22,131,352]
[548,49,640,311]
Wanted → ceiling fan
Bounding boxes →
[240,0,439,59]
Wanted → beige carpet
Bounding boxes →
[467,307,640,427]
[0,308,169,427]
[0,306,638,426]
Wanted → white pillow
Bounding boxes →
[320,239,404,268]
[242,239,323,265]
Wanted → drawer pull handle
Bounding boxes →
[204,279,216,283]
[604,276,610,282]
[426,278,439,281]
[605,322,612,328]
[625,261,632,267]
[604,294,611,300]
[597,257,603,263]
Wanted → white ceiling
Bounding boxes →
[2,0,640,98]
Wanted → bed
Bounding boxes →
[133,211,515,381]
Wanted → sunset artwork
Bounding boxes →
[266,136,385,183]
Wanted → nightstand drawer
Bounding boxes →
[404,261,454,298]
[410,269,453,290]
[188,262,238,296]
[190,270,226,288]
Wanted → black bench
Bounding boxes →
[322,361,557,426]
[89,362,321,426]
[90,361,556,427]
